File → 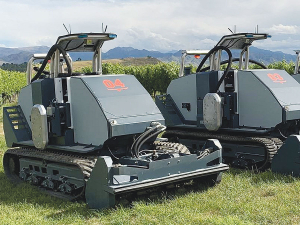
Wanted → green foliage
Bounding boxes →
[267,60,295,75]
[0,59,297,105]
[88,62,180,96]
[0,69,26,103]
[0,62,27,72]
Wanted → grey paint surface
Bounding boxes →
[203,93,222,131]
[272,135,300,176]
[70,74,164,145]
[86,148,228,209]
[167,74,197,121]
[31,104,48,149]
[250,69,300,122]
[69,77,108,146]
[18,85,33,128]
[252,69,300,105]
[238,71,282,128]
[81,74,164,136]
[292,74,300,83]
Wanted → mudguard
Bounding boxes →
[271,135,300,176]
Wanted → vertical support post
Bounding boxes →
[215,50,222,71]
[244,46,250,70]
[97,47,102,75]
[53,49,60,78]
[239,49,245,70]
[295,51,300,74]
[179,52,187,77]
[26,57,35,85]
[92,52,98,73]
[50,54,55,79]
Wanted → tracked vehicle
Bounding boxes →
[3,32,228,209]
[156,33,300,172]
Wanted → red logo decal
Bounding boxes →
[267,73,286,84]
[103,79,128,91]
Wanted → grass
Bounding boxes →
[0,103,300,224]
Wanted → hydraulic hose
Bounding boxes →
[195,46,232,93]
[131,123,166,158]
[199,58,267,72]
[31,44,72,82]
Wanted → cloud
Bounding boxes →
[0,0,300,54]
[268,24,298,34]
[253,38,300,54]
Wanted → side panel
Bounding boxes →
[31,79,55,106]
[238,71,282,128]
[196,71,219,126]
[82,75,164,136]
[252,69,300,121]
[18,85,33,128]
[292,74,300,83]
[167,74,197,122]
[69,78,108,146]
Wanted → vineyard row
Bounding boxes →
[0,59,296,103]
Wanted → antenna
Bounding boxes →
[234,25,236,33]
[63,23,70,34]
[69,24,72,34]
[228,28,233,34]
[257,25,258,33]
[102,23,108,33]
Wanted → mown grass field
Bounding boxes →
[1,102,300,224]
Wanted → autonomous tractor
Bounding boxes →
[2,32,228,209]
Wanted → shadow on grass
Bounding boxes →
[0,171,82,207]
[44,177,215,220]
[0,169,216,219]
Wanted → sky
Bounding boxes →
[0,0,300,54]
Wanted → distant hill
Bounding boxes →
[0,46,50,64]
[0,45,297,66]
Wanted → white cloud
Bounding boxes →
[253,38,300,54]
[0,0,300,54]
[268,24,298,34]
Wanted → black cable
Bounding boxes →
[107,146,119,160]
[135,125,166,157]
[195,46,232,93]
[65,41,84,51]
[64,40,72,50]
[199,58,267,72]
[31,44,72,82]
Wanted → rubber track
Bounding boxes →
[4,147,98,200]
[163,129,280,171]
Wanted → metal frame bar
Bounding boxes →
[294,50,300,74]
[179,50,209,77]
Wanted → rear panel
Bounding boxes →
[238,70,282,128]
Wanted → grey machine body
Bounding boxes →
[156,33,300,173]
[3,32,228,209]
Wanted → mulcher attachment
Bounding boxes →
[85,139,228,209]
[271,135,300,176]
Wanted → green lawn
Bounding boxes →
[0,104,300,224]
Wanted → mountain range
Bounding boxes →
[0,45,297,65]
